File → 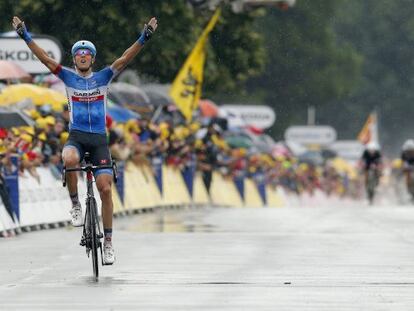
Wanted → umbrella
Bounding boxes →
[0,61,31,80]
[107,99,140,123]
[246,125,264,135]
[228,129,272,153]
[199,99,219,117]
[225,134,253,149]
[271,143,292,158]
[285,140,307,156]
[298,150,324,165]
[145,90,173,107]
[0,84,67,111]
[108,82,151,113]
[321,149,337,159]
[139,84,186,124]
[141,83,174,107]
[0,108,35,128]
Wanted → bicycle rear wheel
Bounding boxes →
[367,170,376,205]
[88,198,99,280]
[407,173,414,203]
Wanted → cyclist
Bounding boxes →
[360,142,382,195]
[12,16,158,264]
[401,139,414,198]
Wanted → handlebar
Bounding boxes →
[64,164,115,172]
[62,161,118,187]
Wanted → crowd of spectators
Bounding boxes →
[0,100,364,204]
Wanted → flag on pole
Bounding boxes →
[357,112,379,145]
[169,8,221,122]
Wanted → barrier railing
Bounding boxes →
[0,161,286,237]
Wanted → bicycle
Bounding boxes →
[366,165,379,205]
[403,165,414,203]
[62,152,117,280]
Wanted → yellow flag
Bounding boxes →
[357,112,378,145]
[170,8,221,121]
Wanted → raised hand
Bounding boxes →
[11,16,32,43]
[11,16,23,31]
[147,17,158,32]
[138,17,158,45]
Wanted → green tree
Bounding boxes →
[0,1,264,94]
[247,0,362,138]
[330,0,414,153]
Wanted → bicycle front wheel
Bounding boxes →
[88,198,99,280]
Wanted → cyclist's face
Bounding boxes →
[74,49,94,71]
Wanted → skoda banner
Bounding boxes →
[0,35,63,74]
[220,105,276,129]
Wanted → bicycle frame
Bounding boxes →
[62,156,117,279]
[83,170,103,255]
[366,165,379,205]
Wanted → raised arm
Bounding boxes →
[12,16,59,73]
[111,17,158,73]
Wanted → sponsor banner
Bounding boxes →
[162,165,191,205]
[151,156,163,195]
[193,172,210,204]
[252,171,267,205]
[244,178,263,207]
[125,163,163,210]
[220,105,276,129]
[0,36,63,74]
[181,153,196,198]
[0,199,17,232]
[265,185,284,208]
[210,172,244,207]
[71,95,104,102]
[115,161,125,204]
[233,172,245,202]
[285,125,337,145]
[4,155,19,221]
[0,174,14,221]
[19,166,72,226]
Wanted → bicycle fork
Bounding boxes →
[80,189,103,258]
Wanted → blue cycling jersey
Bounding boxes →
[53,65,117,134]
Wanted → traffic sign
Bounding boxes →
[330,140,364,160]
[285,125,337,145]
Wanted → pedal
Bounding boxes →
[97,233,103,239]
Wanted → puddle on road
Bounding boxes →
[116,208,217,233]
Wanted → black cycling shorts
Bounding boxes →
[64,130,112,177]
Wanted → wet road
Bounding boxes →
[2,205,414,310]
